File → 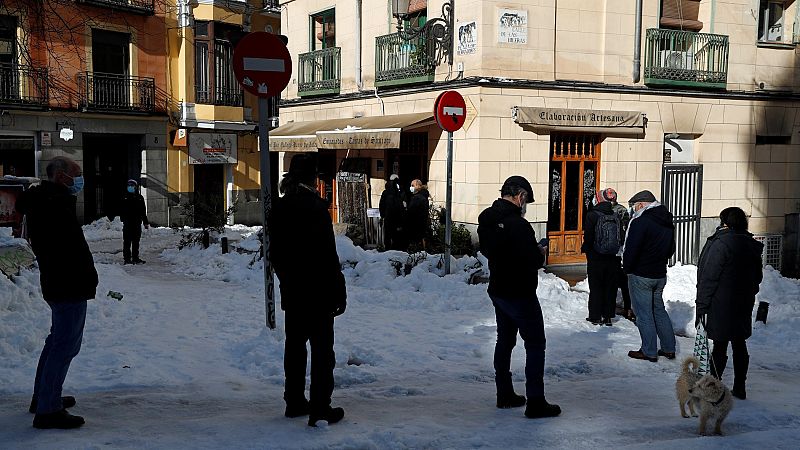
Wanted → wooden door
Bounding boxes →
[546,134,600,264]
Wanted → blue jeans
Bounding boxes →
[490,295,546,399]
[33,301,87,414]
[628,274,675,358]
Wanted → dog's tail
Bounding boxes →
[682,356,700,374]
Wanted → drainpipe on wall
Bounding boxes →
[633,0,643,83]
[356,0,363,90]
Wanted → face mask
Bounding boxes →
[592,196,598,206]
[628,206,635,218]
[409,186,415,193]
[520,202,527,216]
[127,186,135,193]
[67,175,84,195]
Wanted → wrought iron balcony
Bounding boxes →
[644,28,728,89]
[76,0,155,15]
[195,87,243,107]
[0,64,48,108]
[262,0,281,14]
[298,47,341,97]
[375,32,435,87]
[77,72,156,113]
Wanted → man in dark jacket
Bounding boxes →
[270,153,347,427]
[623,190,677,363]
[120,179,149,264]
[15,156,97,429]
[582,188,621,326]
[477,175,561,419]
[696,207,763,399]
[406,179,430,250]
[379,174,406,250]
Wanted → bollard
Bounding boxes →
[202,229,210,249]
[221,237,229,254]
[755,301,769,324]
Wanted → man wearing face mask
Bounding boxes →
[406,179,430,251]
[477,176,561,419]
[15,156,98,429]
[119,179,149,264]
[622,190,676,363]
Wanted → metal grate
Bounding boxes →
[661,164,703,265]
[753,234,783,270]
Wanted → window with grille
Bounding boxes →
[758,1,785,43]
[194,21,243,106]
[753,234,783,270]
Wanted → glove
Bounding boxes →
[695,313,707,328]
[333,299,347,317]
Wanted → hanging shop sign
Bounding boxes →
[188,133,238,164]
[514,107,646,136]
[316,129,401,150]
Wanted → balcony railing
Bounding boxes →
[375,32,435,87]
[77,72,155,113]
[195,87,243,107]
[298,47,341,97]
[262,0,281,13]
[76,0,155,15]
[0,64,48,108]
[644,28,729,89]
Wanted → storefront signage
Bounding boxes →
[40,132,51,147]
[188,133,238,164]
[269,136,318,152]
[514,107,646,136]
[316,130,400,149]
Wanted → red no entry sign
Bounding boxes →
[233,32,292,98]
[434,91,467,132]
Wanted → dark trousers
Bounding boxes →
[284,311,335,413]
[491,295,546,399]
[33,300,87,414]
[123,225,141,262]
[587,258,619,320]
[711,339,749,389]
[616,257,631,311]
[384,220,406,251]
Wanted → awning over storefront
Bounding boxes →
[513,107,646,137]
[269,112,434,151]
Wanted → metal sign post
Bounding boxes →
[433,90,466,275]
[233,32,292,329]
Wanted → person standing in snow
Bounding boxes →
[379,174,406,250]
[609,192,634,322]
[582,188,623,326]
[119,179,149,264]
[270,153,347,427]
[406,179,430,251]
[623,190,677,362]
[15,156,97,429]
[696,207,763,399]
[477,176,561,419]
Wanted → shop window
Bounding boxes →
[311,9,336,50]
[659,0,702,31]
[195,21,243,106]
[758,1,785,43]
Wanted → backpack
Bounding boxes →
[593,212,622,255]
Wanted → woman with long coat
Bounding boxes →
[695,207,764,399]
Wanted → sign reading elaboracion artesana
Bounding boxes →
[514,107,646,128]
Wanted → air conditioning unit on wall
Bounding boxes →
[661,50,695,70]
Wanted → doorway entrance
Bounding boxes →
[546,134,600,264]
[387,132,428,188]
[193,164,224,228]
[84,134,142,222]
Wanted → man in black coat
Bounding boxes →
[15,156,97,429]
[379,174,406,250]
[269,153,347,427]
[696,207,763,399]
[623,190,677,363]
[477,175,561,419]
[406,179,430,251]
[582,188,622,326]
[120,179,149,264]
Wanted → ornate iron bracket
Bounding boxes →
[396,0,454,67]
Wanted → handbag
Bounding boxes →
[693,319,711,375]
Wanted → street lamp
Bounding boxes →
[391,0,454,66]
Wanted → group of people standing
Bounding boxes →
[379,175,431,251]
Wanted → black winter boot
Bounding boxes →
[732,354,749,400]
[32,409,85,429]
[308,407,345,427]
[29,395,76,414]
[524,397,561,418]
[284,398,310,418]
[497,392,526,409]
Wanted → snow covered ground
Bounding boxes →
[1,219,799,449]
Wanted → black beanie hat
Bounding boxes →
[287,154,317,184]
[502,176,534,203]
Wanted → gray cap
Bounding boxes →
[628,190,656,205]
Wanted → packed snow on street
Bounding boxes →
[1,219,799,449]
